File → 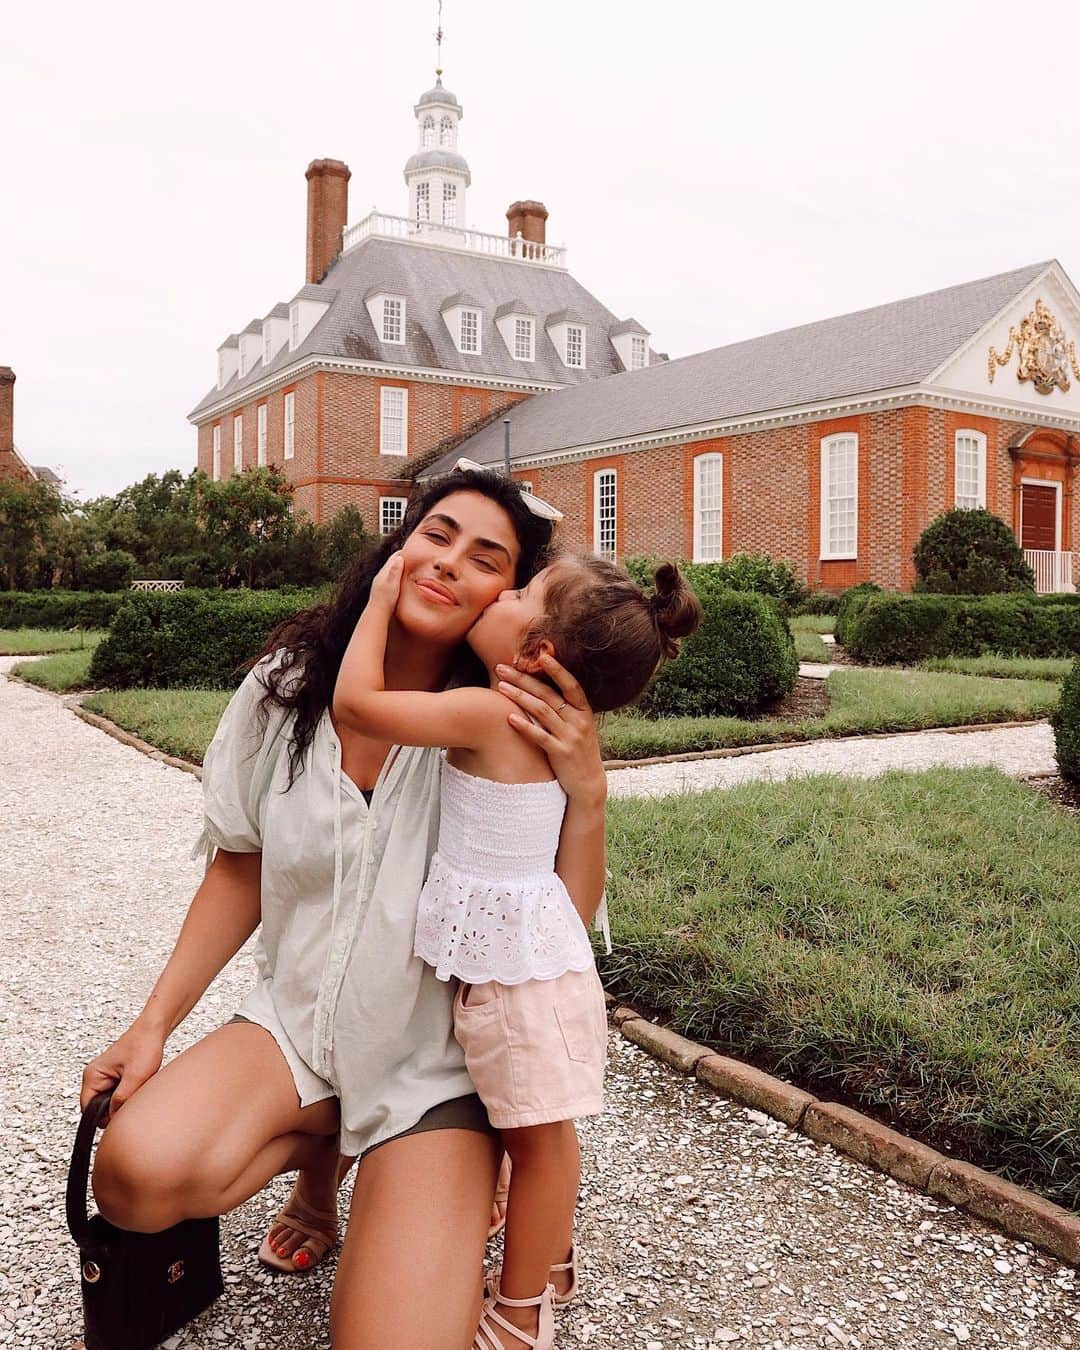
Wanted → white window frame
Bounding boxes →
[819,433,858,560]
[630,334,648,370]
[283,391,295,461]
[422,116,435,147]
[442,181,458,227]
[380,386,408,457]
[1020,476,1063,553]
[513,317,534,361]
[381,297,404,344]
[233,415,243,473]
[518,480,534,494]
[238,346,247,379]
[439,116,454,147]
[693,452,723,562]
[257,404,267,467]
[593,468,617,560]
[379,495,409,535]
[954,429,987,510]
[212,425,221,481]
[416,180,430,223]
[566,324,585,368]
[459,307,480,355]
[263,330,272,366]
[289,305,300,350]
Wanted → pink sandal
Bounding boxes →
[487,1242,578,1306]
[474,1284,555,1350]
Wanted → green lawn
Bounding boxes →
[792,629,830,663]
[83,689,233,762]
[0,628,106,654]
[601,766,1080,1208]
[919,654,1076,682]
[11,649,97,692]
[602,668,1059,760]
[789,614,836,635]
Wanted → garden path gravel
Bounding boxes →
[1,663,1075,1350]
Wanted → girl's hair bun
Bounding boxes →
[650,562,703,658]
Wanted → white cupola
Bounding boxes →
[404,74,471,232]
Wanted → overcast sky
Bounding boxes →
[3,0,1079,500]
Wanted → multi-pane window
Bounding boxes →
[233,415,243,472]
[439,116,454,147]
[443,182,457,227]
[380,387,408,456]
[238,346,247,379]
[820,434,858,558]
[283,392,295,460]
[416,181,430,223]
[382,298,403,343]
[459,308,480,354]
[263,330,272,366]
[693,453,723,562]
[290,306,300,350]
[422,117,435,147]
[594,468,617,560]
[212,425,221,480]
[218,352,228,387]
[630,335,648,370]
[955,431,986,510]
[566,325,584,368]
[514,318,534,361]
[257,404,267,467]
[380,496,408,535]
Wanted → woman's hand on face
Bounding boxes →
[370,552,406,612]
[496,654,606,804]
[80,1023,167,1124]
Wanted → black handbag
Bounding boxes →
[66,1090,224,1350]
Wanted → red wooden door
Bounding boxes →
[1021,484,1058,551]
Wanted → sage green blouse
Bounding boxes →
[195,654,475,1156]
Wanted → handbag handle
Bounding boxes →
[66,1090,114,1247]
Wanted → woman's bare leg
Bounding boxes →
[330,1125,501,1350]
[92,1022,340,1234]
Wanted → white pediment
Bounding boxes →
[928,262,1080,417]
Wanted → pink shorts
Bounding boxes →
[452,966,607,1129]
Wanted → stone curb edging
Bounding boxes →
[600,719,1048,771]
[604,996,1080,1268]
[70,704,204,779]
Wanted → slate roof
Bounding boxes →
[426,261,1051,473]
[190,235,650,419]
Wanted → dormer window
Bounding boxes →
[218,352,228,386]
[631,335,647,370]
[216,338,239,390]
[422,116,436,147]
[290,306,300,349]
[514,318,534,361]
[610,320,651,372]
[565,325,585,368]
[460,308,480,355]
[382,298,404,344]
[264,332,272,365]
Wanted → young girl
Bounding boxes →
[333,544,701,1350]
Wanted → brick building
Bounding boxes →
[0,367,59,487]
[431,261,1080,593]
[188,72,656,535]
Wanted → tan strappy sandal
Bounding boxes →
[257,1193,338,1274]
[487,1241,578,1306]
[474,1284,555,1350]
[487,1153,511,1239]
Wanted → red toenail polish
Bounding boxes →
[293,1250,311,1270]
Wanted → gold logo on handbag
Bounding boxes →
[82,1261,102,1284]
[167,1261,185,1284]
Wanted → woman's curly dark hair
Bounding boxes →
[254,469,555,786]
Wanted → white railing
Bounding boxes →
[1023,549,1075,594]
[341,211,567,267]
[131,579,184,592]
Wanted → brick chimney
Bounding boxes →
[305,159,351,285]
[0,367,14,454]
[506,200,548,247]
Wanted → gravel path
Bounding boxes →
[1,666,1076,1350]
[606,724,1056,800]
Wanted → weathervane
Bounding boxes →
[435,0,444,77]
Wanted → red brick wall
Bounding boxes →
[0,369,14,455]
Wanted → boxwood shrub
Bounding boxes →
[792,592,842,617]
[846,592,1080,665]
[1052,658,1080,785]
[628,563,797,717]
[0,590,131,630]
[89,589,320,689]
[834,582,882,647]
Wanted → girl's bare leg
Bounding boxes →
[92,1022,340,1234]
[491,1121,579,1346]
[330,1125,501,1350]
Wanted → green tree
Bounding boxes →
[0,477,64,590]
[197,466,297,589]
[914,509,1034,594]
[316,503,373,581]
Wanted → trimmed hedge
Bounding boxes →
[846,592,1080,666]
[914,508,1034,594]
[632,565,797,716]
[0,590,131,630]
[89,589,319,689]
[1052,659,1080,784]
[834,582,882,646]
[626,553,806,615]
[792,592,841,617]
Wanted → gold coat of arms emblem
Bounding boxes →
[988,298,1080,394]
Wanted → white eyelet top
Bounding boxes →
[413,758,596,985]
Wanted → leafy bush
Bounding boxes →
[792,592,841,616]
[0,590,130,629]
[626,553,806,614]
[1052,659,1080,785]
[629,564,797,717]
[846,593,1080,665]
[834,582,882,646]
[913,509,1034,594]
[79,549,137,592]
[89,588,319,689]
